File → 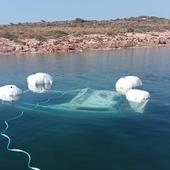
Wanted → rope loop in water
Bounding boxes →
[0,98,52,170]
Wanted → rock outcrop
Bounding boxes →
[1,31,170,54]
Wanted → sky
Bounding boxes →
[0,0,170,24]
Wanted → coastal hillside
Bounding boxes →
[1,16,170,39]
[1,16,170,54]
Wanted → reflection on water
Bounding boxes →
[0,48,170,170]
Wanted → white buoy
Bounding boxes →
[0,85,22,102]
[115,76,142,94]
[126,89,150,103]
[27,73,53,93]
[27,73,53,86]
[126,89,150,113]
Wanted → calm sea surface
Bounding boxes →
[0,48,170,170]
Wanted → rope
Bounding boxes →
[0,98,51,170]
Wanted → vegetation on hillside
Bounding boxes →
[0,16,170,41]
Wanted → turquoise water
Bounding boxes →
[0,48,170,170]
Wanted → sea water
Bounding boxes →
[0,48,170,170]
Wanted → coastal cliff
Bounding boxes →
[1,16,170,54]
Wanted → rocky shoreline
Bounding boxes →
[1,31,170,55]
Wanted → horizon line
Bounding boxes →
[1,15,170,26]
[0,15,170,26]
